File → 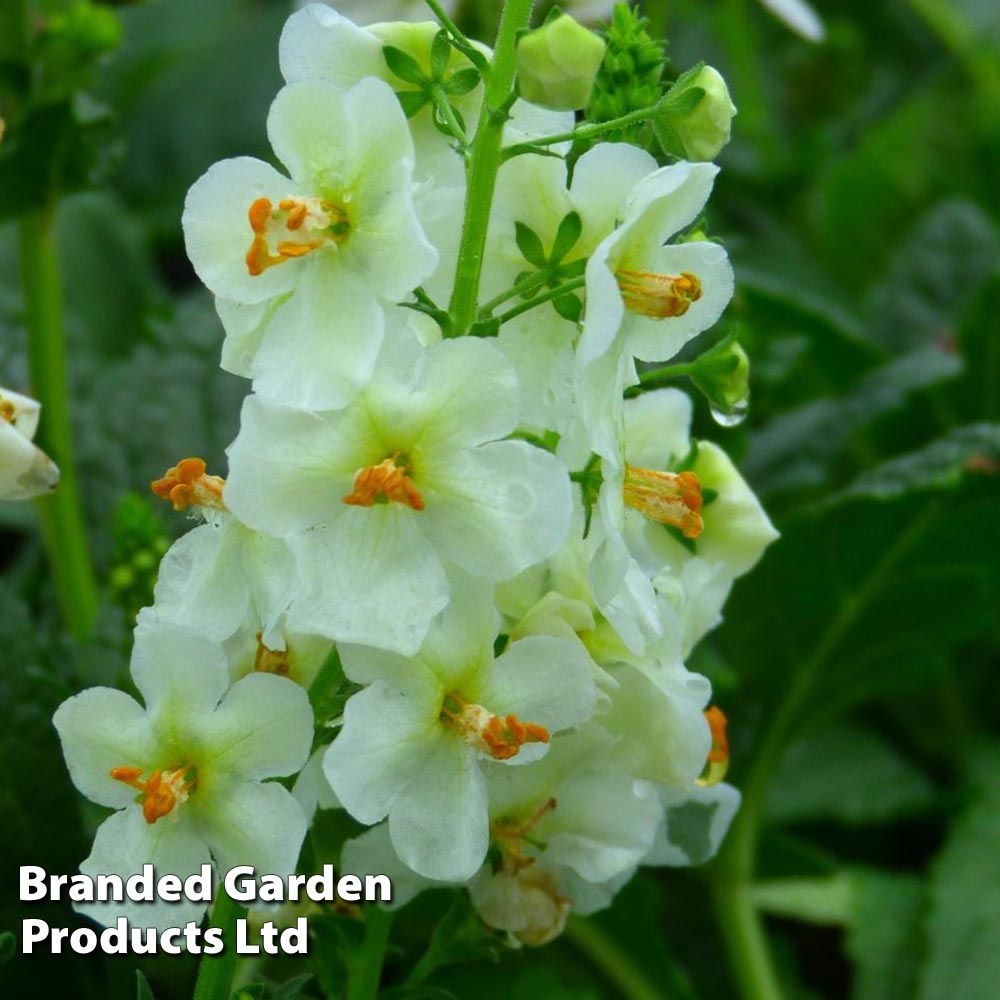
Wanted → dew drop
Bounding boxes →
[709,399,748,428]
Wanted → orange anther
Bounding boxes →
[623,465,703,537]
[245,196,350,276]
[481,714,550,761]
[343,455,425,511]
[111,764,195,824]
[254,634,291,677]
[110,765,144,788]
[616,269,702,319]
[0,399,14,423]
[441,695,550,761]
[697,705,729,787]
[151,456,226,513]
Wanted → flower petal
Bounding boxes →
[623,388,693,470]
[199,673,313,782]
[183,157,298,304]
[624,241,735,363]
[53,688,156,809]
[479,635,597,735]
[645,782,742,866]
[77,808,211,931]
[279,5,386,87]
[323,681,439,825]
[194,780,308,877]
[225,395,379,537]
[130,622,229,724]
[289,506,450,654]
[248,260,384,410]
[423,440,572,581]
[388,735,489,881]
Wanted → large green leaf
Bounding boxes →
[919,755,1000,1000]
[765,725,935,826]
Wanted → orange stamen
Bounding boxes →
[617,269,702,319]
[441,695,550,761]
[697,706,729,787]
[245,196,349,276]
[493,797,557,871]
[151,456,226,513]
[343,455,425,511]
[0,399,14,423]
[623,465,703,537]
[111,765,195,824]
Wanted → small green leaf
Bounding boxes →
[514,221,547,268]
[550,210,583,264]
[396,89,431,118]
[430,29,451,81]
[382,45,429,86]
[552,291,582,323]
[442,67,480,96]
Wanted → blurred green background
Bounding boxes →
[1,1,998,998]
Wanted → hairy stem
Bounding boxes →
[448,0,536,336]
[503,103,661,160]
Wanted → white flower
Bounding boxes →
[183,76,436,410]
[323,585,598,881]
[470,729,663,943]
[225,331,573,654]
[577,161,734,410]
[0,387,59,501]
[572,163,734,545]
[484,145,658,433]
[140,513,298,649]
[621,388,779,653]
[53,622,314,930]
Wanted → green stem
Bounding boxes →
[447,0,536,337]
[624,361,698,397]
[565,916,668,1000]
[423,0,486,69]
[503,103,661,160]
[479,268,553,315]
[496,274,584,325]
[710,501,942,1000]
[19,206,100,640]
[431,84,469,146]
[193,890,247,1000]
[346,907,393,1000]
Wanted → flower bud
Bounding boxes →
[690,339,750,426]
[516,13,606,111]
[655,65,737,162]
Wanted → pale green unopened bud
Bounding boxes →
[655,65,737,162]
[690,339,750,425]
[517,13,606,111]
